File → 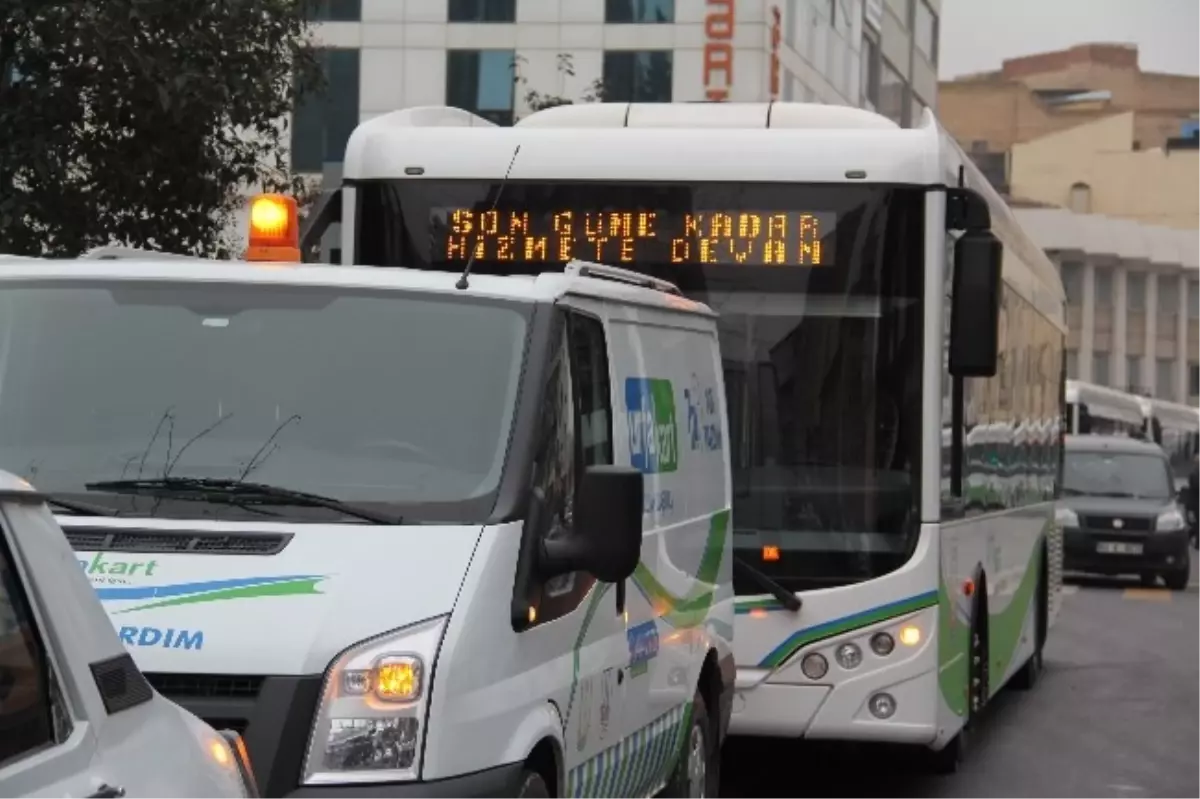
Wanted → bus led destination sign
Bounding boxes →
[434,208,835,267]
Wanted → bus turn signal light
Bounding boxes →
[762,545,781,562]
[245,193,301,263]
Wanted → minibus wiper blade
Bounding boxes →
[733,555,802,612]
[84,477,401,525]
[44,494,120,517]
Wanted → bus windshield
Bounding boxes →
[0,281,529,522]
[356,179,926,590]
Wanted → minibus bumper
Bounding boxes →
[286,762,525,797]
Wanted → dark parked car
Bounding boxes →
[1058,435,1192,590]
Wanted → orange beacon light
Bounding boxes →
[244,193,301,263]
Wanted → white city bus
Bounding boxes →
[311,101,1066,773]
[1064,380,1199,483]
[1141,396,1200,485]
[1064,379,1146,437]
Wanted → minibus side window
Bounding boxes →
[568,312,614,470]
[527,312,616,626]
[529,326,594,624]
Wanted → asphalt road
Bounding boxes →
[720,558,1200,798]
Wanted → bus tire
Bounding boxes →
[662,690,718,798]
[515,769,551,798]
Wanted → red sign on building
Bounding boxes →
[703,0,735,101]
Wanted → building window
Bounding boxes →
[1093,352,1110,386]
[1068,181,1091,213]
[1190,280,1200,318]
[1127,355,1143,392]
[1156,357,1174,399]
[1094,266,1112,308]
[861,35,880,108]
[914,0,937,63]
[1060,261,1083,305]
[1066,350,1079,379]
[879,58,904,125]
[290,48,361,173]
[1127,271,1145,310]
[449,0,516,22]
[1190,362,1199,396]
[447,50,516,126]
[602,51,673,102]
[306,0,361,21]
[1158,275,1180,313]
[605,0,674,23]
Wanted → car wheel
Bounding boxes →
[662,690,717,797]
[1165,567,1190,592]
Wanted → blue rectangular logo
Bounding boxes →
[626,620,660,676]
[624,377,678,474]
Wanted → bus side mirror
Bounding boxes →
[540,466,643,584]
[949,231,1003,378]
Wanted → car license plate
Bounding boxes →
[1097,541,1143,555]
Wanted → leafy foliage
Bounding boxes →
[514,53,606,118]
[0,0,321,258]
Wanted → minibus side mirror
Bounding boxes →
[540,465,643,584]
[949,230,1004,378]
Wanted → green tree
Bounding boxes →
[514,53,606,118]
[0,0,321,258]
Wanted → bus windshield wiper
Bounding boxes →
[84,477,401,525]
[733,554,802,612]
[43,495,120,517]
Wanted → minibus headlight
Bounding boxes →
[302,615,448,785]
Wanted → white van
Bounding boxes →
[0,252,735,797]
[0,471,257,797]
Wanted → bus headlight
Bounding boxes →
[1155,508,1186,532]
[1055,507,1079,529]
[302,615,448,785]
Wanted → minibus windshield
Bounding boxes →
[0,280,529,522]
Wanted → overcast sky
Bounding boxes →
[938,0,1199,80]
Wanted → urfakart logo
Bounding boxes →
[624,378,679,474]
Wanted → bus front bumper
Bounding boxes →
[729,605,941,743]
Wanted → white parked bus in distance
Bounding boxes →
[314,100,1067,773]
[1064,380,1199,484]
[1064,379,1146,438]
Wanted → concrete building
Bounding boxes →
[936,43,1198,406]
[1010,111,1198,230]
[1015,207,1199,406]
[939,42,1199,155]
[290,0,941,175]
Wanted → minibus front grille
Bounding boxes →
[145,672,265,699]
[63,527,292,555]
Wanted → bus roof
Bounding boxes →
[1065,380,1147,426]
[341,101,1065,329]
